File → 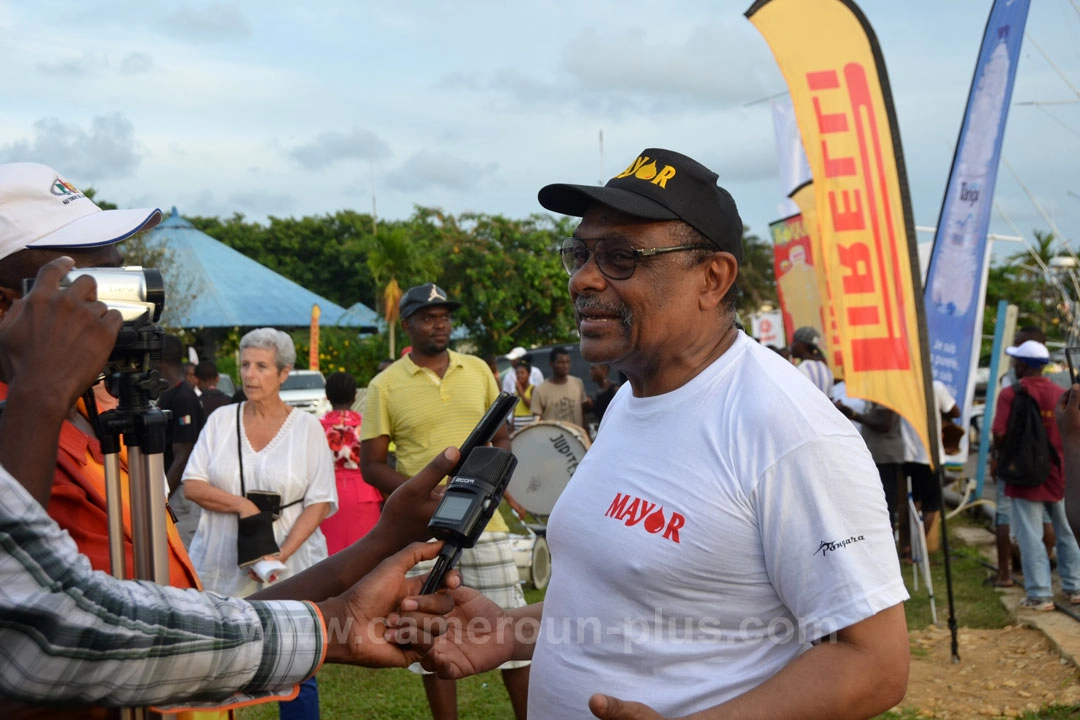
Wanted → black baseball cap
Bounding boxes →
[538,148,744,265]
[399,282,461,319]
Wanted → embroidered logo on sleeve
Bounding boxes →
[814,535,865,557]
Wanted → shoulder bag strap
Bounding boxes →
[236,402,245,496]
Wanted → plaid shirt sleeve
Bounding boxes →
[0,464,325,707]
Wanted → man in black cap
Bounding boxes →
[414,149,909,719]
[360,282,529,720]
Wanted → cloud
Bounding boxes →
[288,129,392,171]
[229,190,297,217]
[119,52,155,75]
[36,51,105,77]
[35,50,155,77]
[384,151,497,193]
[167,2,252,43]
[0,113,144,180]
[180,186,295,221]
[560,24,772,108]
[454,21,777,117]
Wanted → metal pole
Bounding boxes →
[936,464,960,663]
[102,433,150,720]
[976,301,1017,498]
[104,452,126,580]
[128,445,170,585]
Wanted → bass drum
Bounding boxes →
[509,421,591,517]
[509,533,552,590]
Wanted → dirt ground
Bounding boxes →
[897,624,1080,718]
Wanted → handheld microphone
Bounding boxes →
[449,392,517,476]
[420,446,518,594]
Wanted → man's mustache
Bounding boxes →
[574,297,631,326]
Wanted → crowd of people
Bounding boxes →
[771,319,1080,614]
[8,147,1080,719]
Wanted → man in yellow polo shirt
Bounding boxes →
[360,282,529,720]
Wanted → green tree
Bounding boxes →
[365,218,440,358]
[735,227,777,317]
[981,230,1080,358]
[986,232,1070,342]
[178,206,779,370]
[426,209,577,356]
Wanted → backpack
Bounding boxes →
[998,384,1058,488]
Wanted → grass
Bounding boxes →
[239,666,515,719]
[239,511,1066,719]
[875,510,1080,720]
[898,511,1013,632]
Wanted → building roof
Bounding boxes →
[145,208,380,330]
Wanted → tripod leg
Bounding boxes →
[128,446,171,585]
[104,453,127,580]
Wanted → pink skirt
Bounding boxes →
[321,468,383,555]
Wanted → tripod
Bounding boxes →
[98,367,170,584]
[92,336,170,719]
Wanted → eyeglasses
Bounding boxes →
[558,237,714,280]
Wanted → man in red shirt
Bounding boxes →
[992,339,1080,610]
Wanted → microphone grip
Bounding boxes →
[421,545,462,594]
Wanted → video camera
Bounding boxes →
[24,266,167,404]
[61,266,165,324]
[25,265,165,366]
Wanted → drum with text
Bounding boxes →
[507,421,590,589]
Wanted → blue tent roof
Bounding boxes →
[146,208,380,330]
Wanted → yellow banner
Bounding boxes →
[309,304,321,371]
[749,0,931,461]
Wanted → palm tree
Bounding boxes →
[365,225,438,358]
[999,230,1079,344]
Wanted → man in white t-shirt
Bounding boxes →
[412,148,909,719]
[901,379,960,553]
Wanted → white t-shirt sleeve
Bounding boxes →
[934,380,957,416]
[755,434,909,639]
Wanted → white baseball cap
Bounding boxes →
[506,346,527,361]
[1005,339,1050,363]
[0,162,161,263]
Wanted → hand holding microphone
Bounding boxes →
[420,446,518,594]
[419,392,519,594]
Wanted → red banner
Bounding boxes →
[769,212,825,347]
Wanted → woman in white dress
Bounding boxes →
[183,327,336,720]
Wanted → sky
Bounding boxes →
[1,0,1078,267]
